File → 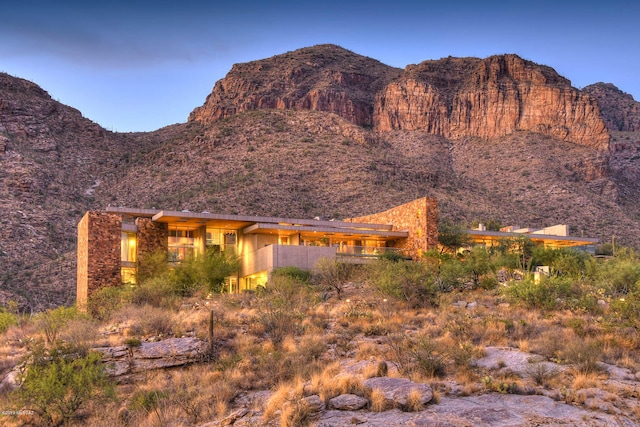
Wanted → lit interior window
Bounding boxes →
[121,232,137,262]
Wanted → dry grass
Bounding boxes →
[369,388,387,412]
[406,388,425,411]
[572,372,601,390]
[4,262,640,426]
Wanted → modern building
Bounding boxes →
[467,223,599,252]
[77,197,438,307]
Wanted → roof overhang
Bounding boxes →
[243,223,408,240]
[467,229,599,246]
[149,210,395,232]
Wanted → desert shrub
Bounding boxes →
[136,249,171,284]
[551,249,590,280]
[505,275,599,312]
[132,305,174,337]
[15,342,114,426]
[386,333,447,378]
[503,277,557,310]
[479,275,499,290]
[379,250,407,262]
[255,275,313,343]
[124,337,142,347]
[35,306,81,346]
[59,318,99,355]
[368,259,438,308]
[434,256,466,291]
[312,257,356,298]
[0,309,17,334]
[461,246,495,288]
[563,338,603,375]
[130,276,177,307]
[130,389,167,411]
[609,292,640,327]
[87,285,127,320]
[273,266,311,283]
[526,360,559,387]
[597,256,640,296]
[167,248,239,296]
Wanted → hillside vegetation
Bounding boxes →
[1,242,640,426]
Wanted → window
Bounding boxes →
[168,227,196,261]
[121,232,137,262]
[121,267,137,285]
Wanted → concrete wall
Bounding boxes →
[241,244,337,277]
[346,197,438,259]
[77,212,122,309]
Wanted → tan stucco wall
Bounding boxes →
[77,211,122,309]
[241,244,337,277]
[346,197,438,259]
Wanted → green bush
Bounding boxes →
[129,389,168,412]
[87,285,126,320]
[272,266,311,283]
[35,306,81,345]
[131,276,177,307]
[368,259,437,308]
[312,257,356,298]
[503,278,557,310]
[16,342,114,426]
[256,274,313,344]
[0,309,17,334]
[171,248,240,295]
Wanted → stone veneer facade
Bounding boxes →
[346,197,438,259]
[135,217,168,259]
[77,211,122,309]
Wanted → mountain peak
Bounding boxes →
[583,82,640,132]
[190,48,608,149]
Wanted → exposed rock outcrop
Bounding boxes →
[375,55,609,149]
[189,44,402,127]
[190,47,609,149]
[94,337,206,376]
[584,82,640,131]
[363,377,433,410]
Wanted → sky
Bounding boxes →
[1,0,638,132]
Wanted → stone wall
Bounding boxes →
[135,217,168,275]
[346,197,438,260]
[77,211,122,309]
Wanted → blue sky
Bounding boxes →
[1,0,638,132]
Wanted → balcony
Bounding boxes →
[336,245,408,260]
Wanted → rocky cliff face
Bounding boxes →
[189,44,402,127]
[583,82,640,132]
[191,48,609,150]
[375,55,609,149]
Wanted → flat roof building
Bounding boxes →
[77,197,438,307]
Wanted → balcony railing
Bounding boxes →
[336,246,408,258]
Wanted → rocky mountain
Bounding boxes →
[1,45,640,310]
[584,82,640,132]
[191,46,609,149]
[375,54,609,148]
[189,44,402,127]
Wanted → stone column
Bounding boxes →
[346,197,438,260]
[135,217,168,280]
[77,212,122,310]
